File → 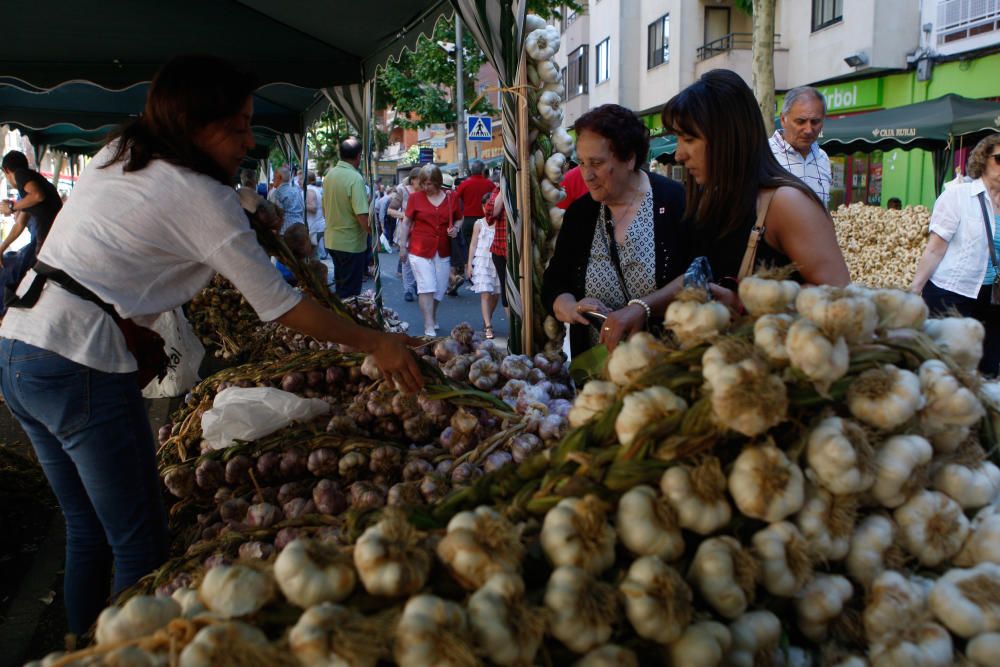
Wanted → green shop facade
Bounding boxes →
[641,51,1000,210]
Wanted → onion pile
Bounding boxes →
[832,203,930,289]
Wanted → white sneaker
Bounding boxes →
[424,328,437,337]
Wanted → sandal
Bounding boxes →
[484,325,494,340]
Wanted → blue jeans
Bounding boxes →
[0,339,168,635]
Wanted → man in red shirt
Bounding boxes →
[450,160,495,294]
[556,164,588,210]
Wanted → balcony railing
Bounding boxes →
[697,32,782,61]
[937,0,1000,44]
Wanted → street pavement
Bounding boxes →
[356,247,510,347]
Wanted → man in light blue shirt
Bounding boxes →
[268,165,305,232]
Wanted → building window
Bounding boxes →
[595,38,610,84]
[937,0,1000,45]
[567,45,588,98]
[647,14,670,69]
[812,0,843,32]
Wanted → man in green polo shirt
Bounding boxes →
[323,137,370,298]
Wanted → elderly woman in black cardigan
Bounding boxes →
[542,104,686,357]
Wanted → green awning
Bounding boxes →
[820,94,1000,154]
[648,135,677,162]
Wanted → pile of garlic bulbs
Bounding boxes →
[832,203,930,289]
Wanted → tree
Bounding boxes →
[735,0,777,135]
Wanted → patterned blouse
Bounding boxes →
[584,191,656,342]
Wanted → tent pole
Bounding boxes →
[516,57,533,354]
[301,133,309,201]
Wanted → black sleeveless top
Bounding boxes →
[679,211,791,290]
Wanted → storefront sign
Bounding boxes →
[870,127,917,138]
[817,79,883,113]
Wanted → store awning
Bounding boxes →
[820,94,1000,154]
[648,135,677,162]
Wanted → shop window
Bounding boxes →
[595,38,610,84]
[567,46,588,99]
[648,14,670,69]
[812,0,843,32]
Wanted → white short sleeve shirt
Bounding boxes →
[769,130,832,207]
[928,178,997,298]
[0,144,301,373]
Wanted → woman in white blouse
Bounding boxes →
[0,55,422,636]
[911,134,1000,374]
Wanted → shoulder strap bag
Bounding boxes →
[737,188,777,280]
[600,204,632,303]
[977,191,1000,305]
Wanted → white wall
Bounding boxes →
[589,0,622,108]
[554,7,590,127]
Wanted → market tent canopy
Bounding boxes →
[819,94,1000,154]
[648,135,677,162]
[2,0,450,90]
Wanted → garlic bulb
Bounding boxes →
[468,573,545,666]
[540,177,566,204]
[525,26,560,61]
[847,365,924,431]
[933,460,1000,510]
[753,313,794,366]
[354,510,431,597]
[796,574,853,641]
[171,587,209,619]
[615,386,687,445]
[544,152,567,183]
[660,458,731,535]
[797,486,854,561]
[394,594,475,667]
[869,621,953,667]
[178,621,271,667]
[606,332,662,386]
[727,610,782,667]
[274,538,355,609]
[847,514,897,586]
[573,645,638,667]
[919,359,985,437]
[864,570,928,642]
[95,595,181,645]
[894,490,970,566]
[666,620,731,667]
[568,380,618,428]
[786,318,850,392]
[923,317,985,371]
[536,59,562,84]
[553,127,575,155]
[729,443,804,522]
[806,416,876,495]
[929,563,1000,638]
[688,536,757,619]
[198,564,275,618]
[289,603,381,667]
[707,361,788,437]
[871,288,929,330]
[664,292,730,349]
[968,632,1000,667]
[619,556,692,643]
[616,485,684,560]
[541,495,616,575]
[872,434,934,508]
[436,506,524,590]
[752,521,814,597]
[738,275,800,316]
[957,504,1000,566]
[795,285,878,343]
[545,565,619,654]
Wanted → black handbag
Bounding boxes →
[977,192,1000,305]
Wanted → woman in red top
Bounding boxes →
[399,164,461,336]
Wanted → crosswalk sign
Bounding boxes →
[467,116,492,141]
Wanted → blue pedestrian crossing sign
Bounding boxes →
[468,116,492,141]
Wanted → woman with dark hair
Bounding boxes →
[542,104,686,357]
[911,133,1000,374]
[664,69,848,291]
[0,55,422,636]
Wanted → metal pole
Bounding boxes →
[516,59,533,354]
[455,14,469,178]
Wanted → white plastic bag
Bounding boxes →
[142,308,206,399]
[201,387,331,450]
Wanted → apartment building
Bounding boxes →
[551,0,1000,207]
